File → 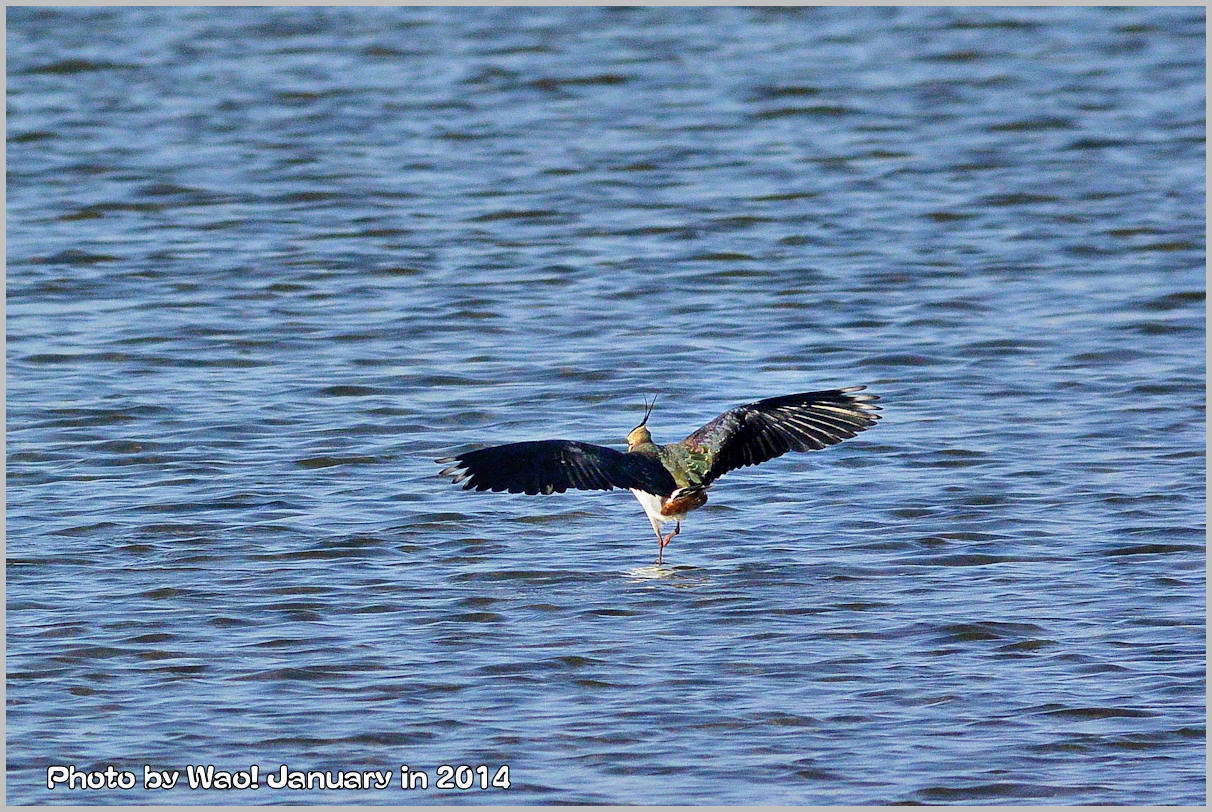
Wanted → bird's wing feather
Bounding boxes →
[679,386,881,486]
[437,440,677,496]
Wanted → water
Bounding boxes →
[6,6,1205,805]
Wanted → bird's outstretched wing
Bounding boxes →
[679,386,881,486]
[437,440,677,496]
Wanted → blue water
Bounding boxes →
[7,6,1205,804]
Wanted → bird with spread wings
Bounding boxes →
[438,387,881,564]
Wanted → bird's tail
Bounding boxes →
[661,485,708,517]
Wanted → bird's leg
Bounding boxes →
[658,521,681,551]
[649,517,666,565]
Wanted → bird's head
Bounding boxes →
[626,395,657,449]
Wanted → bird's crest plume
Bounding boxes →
[636,394,657,430]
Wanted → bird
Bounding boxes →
[436,386,880,564]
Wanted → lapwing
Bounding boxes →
[436,387,880,564]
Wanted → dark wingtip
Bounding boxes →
[839,385,881,408]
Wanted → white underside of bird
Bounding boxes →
[630,488,678,525]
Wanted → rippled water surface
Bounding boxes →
[7,6,1205,805]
